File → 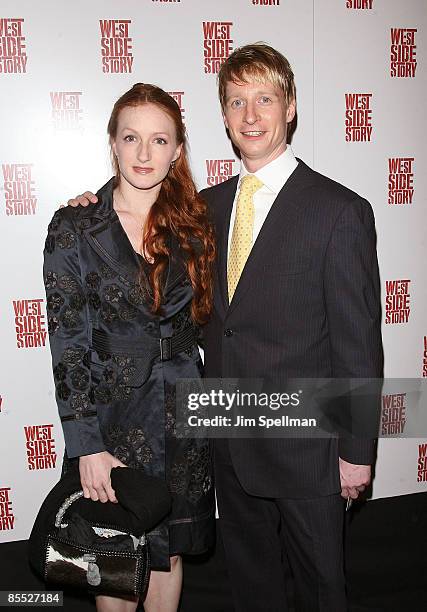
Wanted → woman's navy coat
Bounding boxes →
[43,178,214,569]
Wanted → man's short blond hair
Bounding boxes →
[218,42,296,110]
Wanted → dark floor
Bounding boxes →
[1,493,427,611]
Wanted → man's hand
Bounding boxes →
[66,191,98,208]
[79,451,126,503]
[339,457,371,500]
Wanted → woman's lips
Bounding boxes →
[133,166,154,174]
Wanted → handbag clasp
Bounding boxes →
[83,554,101,587]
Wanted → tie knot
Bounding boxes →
[240,174,263,195]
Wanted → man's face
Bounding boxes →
[222,79,295,172]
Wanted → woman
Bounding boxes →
[43,83,216,612]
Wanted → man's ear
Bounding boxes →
[286,99,296,124]
[222,110,229,130]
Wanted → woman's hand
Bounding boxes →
[79,451,126,503]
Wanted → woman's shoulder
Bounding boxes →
[46,205,78,235]
[47,177,116,234]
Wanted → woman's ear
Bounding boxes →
[172,143,183,163]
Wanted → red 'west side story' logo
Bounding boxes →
[381,393,406,436]
[385,280,410,325]
[3,163,37,216]
[25,424,57,470]
[0,18,27,73]
[50,92,83,131]
[391,28,417,78]
[0,487,14,531]
[168,91,185,123]
[418,443,427,482]
[203,22,233,74]
[423,337,427,378]
[13,299,46,348]
[346,0,373,8]
[388,158,414,205]
[345,94,372,142]
[206,159,235,186]
[100,19,133,73]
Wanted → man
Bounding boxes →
[67,43,383,611]
[200,43,382,611]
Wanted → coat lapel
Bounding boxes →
[81,179,141,283]
[81,178,186,293]
[164,235,187,294]
[84,214,142,282]
[227,160,315,316]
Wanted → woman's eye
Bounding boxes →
[124,135,136,142]
[154,137,167,145]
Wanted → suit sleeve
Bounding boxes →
[43,210,106,459]
[323,198,383,465]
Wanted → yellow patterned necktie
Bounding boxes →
[227,174,264,301]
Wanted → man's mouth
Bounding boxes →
[241,131,265,137]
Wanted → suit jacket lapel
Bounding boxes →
[227,160,315,316]
[213,175,238,316]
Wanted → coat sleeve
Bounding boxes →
[323,197,383,465]
[43,209,106,459]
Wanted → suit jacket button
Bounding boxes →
[224,329,233,337]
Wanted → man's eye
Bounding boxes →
[154,137,167,145]
[260,96,272,104]
[231,99,243,109]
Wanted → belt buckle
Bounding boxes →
[160,337,172,361]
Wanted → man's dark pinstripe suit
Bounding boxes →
[200,159,383,611]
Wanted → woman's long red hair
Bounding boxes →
[107,83,215,324]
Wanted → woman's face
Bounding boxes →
[112,103,182,194]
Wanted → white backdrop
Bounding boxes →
[0,0,426,542]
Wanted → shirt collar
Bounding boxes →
[239,146,298,194]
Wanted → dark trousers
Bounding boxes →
[214,439,347,612]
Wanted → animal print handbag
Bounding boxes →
[29,467,172,599]
[44,490,150,598]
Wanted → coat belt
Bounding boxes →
[91,326,197,362]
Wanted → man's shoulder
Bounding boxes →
[297,160,365,204]
[294,160,374,226]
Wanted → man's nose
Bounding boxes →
[243,100,259,124]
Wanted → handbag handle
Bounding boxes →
[53,489,147,547]
[54,490,84,528]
